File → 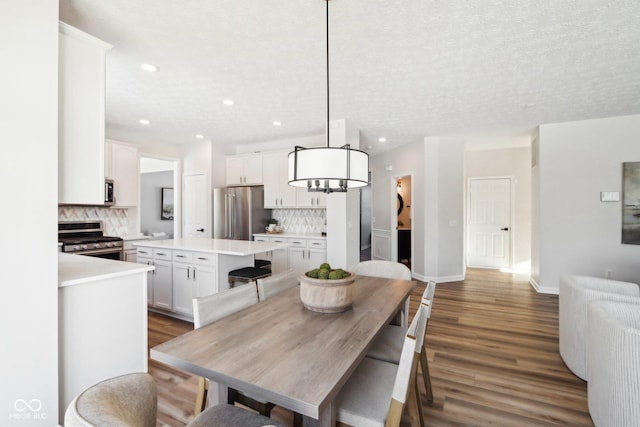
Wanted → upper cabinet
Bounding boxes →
[226,153,263,186]
[106,141,138,207]
[58,23,112,205]
[263,151,297,208]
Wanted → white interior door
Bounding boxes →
[184,174,208,238]
[467,178,511,269]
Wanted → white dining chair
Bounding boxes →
[257,269,299,301]
[559,275,640,380]
[64,372,286,427]
[192,283,277,419]
[587,300,640,427]
[349,260,412,327]
[335,304,427,427]
[366,281,436,403]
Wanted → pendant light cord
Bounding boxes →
[326,0,330,148]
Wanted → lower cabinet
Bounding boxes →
[254,235,327,277]
[289,238,327,277]
[172,251,217,318]
[138,247,172,309]
[254,236,289,274]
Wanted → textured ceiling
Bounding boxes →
[59,0,640,155]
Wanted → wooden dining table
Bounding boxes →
[151,275,415,426]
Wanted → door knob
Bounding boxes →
[197,228,204,232]
[500,227,509,231]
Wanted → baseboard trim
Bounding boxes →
[529,277,559,295]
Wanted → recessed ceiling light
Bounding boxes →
[272,121,282,126]
[140,63,159,73]
[223,99,235,106]
[366,145,373,150]
[378,137,387,143]
[139,119,151,125]
[195,134,204,139]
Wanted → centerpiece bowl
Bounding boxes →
[300,271,356,313]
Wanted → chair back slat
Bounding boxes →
[193,283,259,329]
[257,269,299,301]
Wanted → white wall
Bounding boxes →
[465,146,532,273]
[0,1,59,423]
[371,141,425,277]
[534,114,640,293]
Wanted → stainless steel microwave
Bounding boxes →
[105,179,115,206]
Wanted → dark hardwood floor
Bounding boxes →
[148,268,593,426]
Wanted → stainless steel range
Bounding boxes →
[58,221,123,260]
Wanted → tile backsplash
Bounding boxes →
[272,209,326,234]
[58,206,129,237]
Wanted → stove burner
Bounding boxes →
[59,221,123,258]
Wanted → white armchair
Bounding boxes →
[559,275,640,380]
[587,300,640,427]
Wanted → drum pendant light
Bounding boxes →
[288,0,369,193]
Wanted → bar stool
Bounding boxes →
[228,266,271,288]
[254,259,272,272]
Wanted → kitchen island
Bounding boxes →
[58,253,153,424]
[134,238,289,320]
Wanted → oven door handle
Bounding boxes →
[71,248,123,257]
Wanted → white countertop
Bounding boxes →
[121,234,152,241]
[253,232,326,239]
[133,238,290,256]
[59,253,154,288]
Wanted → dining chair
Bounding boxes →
[192,283,276,419]
[64,372,286,427]
[349,260,412,327]
[366,281,436,403]
[559,275,640,380]
[587,300,640,427]
[257,268,299,301]
[334,304,427,427]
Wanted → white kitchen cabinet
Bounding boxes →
[288,238,327,276]
[296,188,327,208]
[254,235,289,274]
[58,23,112,205]
[138,248,172,311]
[226,154,263,186]
[107,141,138,207]
[263,151,297,208]
[172,250,217,318]
[137,249,154,305]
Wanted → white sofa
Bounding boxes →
[559,275,640,380]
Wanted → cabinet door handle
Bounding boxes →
[187,267,190,279]
[193,267,196,280]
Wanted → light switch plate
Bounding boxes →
[600,191,620,202]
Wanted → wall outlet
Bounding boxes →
[606,269,613,278]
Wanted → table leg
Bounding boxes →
[303,401,335,427]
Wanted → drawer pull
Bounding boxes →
[197,257,208,261]
[176,255,185,258]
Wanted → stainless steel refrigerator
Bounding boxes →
[213,186,272,240]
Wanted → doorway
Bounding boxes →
[139,156,179,239]
[467,177,512,269]
[395,175,412,269]
[359,171,372,261]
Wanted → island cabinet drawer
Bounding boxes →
[153,249,172,261]
[308,239,327,249]
[192,252,216,266]
[172,251,193,264]
[137,248,153,258]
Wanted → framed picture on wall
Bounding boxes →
[161,187,174,220]
[622,162,640,244]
